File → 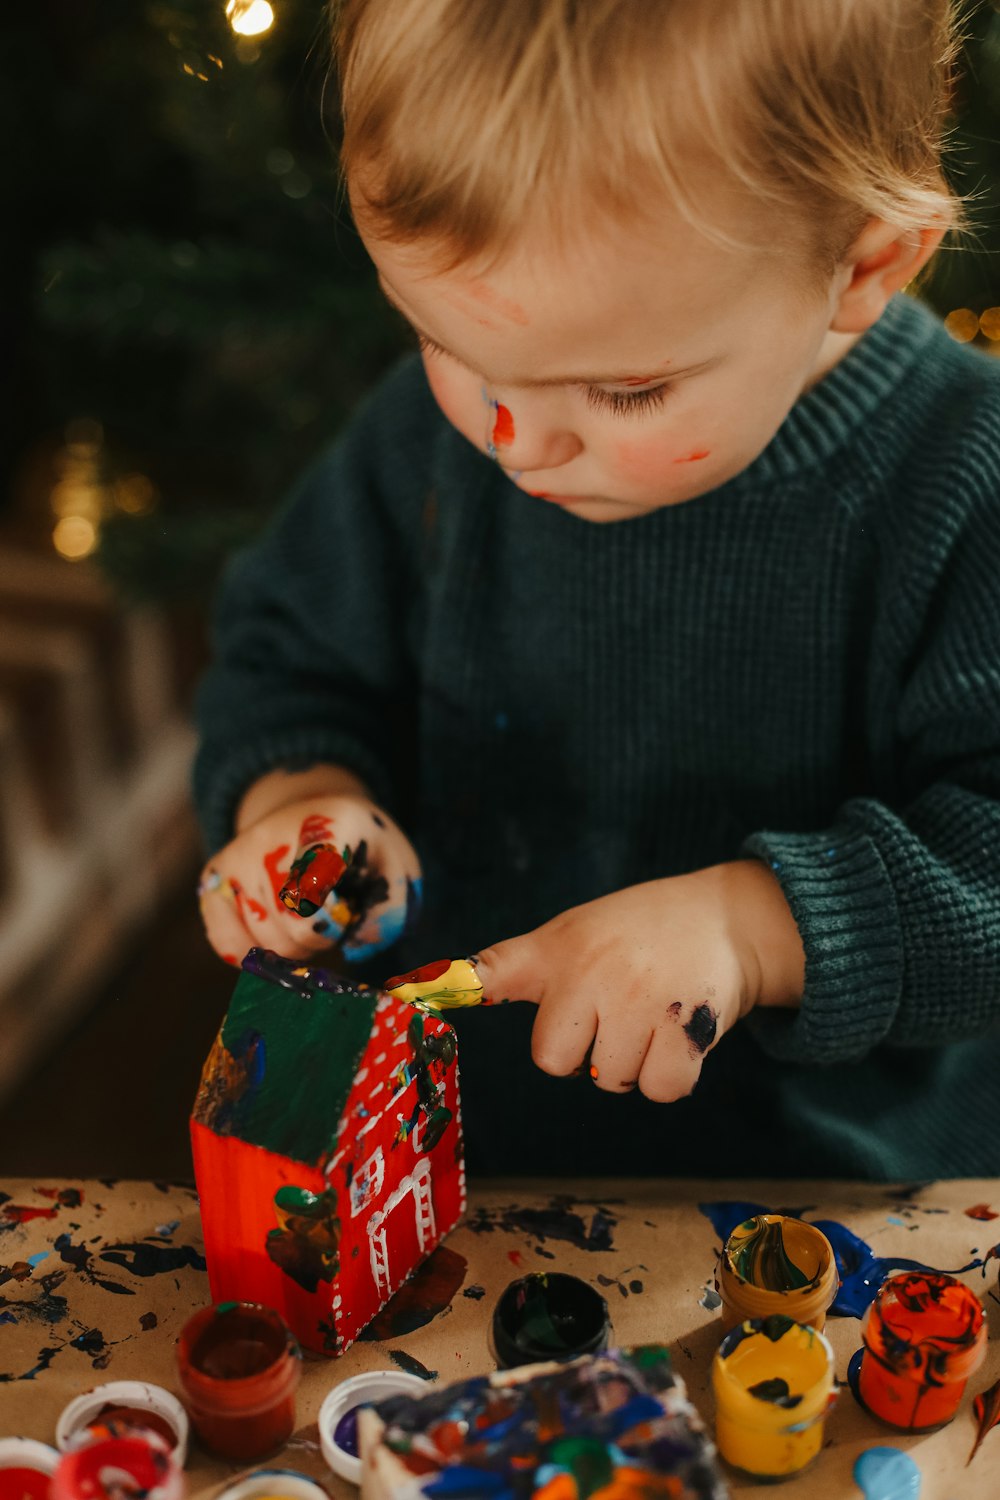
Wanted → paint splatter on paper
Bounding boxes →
[466,1197,617,1253]
[359,1246,467,1340]
[968,1376,1000,1465]
[389,1348,438,1381]
[699,1199,999,1316]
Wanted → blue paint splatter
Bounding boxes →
[853,1446,921,1499]
[27,1252,49,1267]
[698,1200,998,1317]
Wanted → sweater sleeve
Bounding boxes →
[743,411,1000,1065]
[193,356,437,856]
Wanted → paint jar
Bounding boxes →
[492,1272,610,1369]
[717,1214,838,1333]
[52,1426,183,1500]
[216,1470,330,1500]
[0,1438,60,1500]
[858,1271,986,1431]
[176,1302,301,1461]
[56,1381,189,1464]
[712,1315,836,1480]
[318,1370,429,1484]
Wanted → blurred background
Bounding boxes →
[1,0,999,1181]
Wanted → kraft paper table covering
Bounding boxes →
[1,1179,998,1499]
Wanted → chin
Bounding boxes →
[556,495,662,524]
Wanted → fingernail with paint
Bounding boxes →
[279,841,348,918]
[384,957,485,1011]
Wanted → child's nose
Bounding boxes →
[486,397,583,471]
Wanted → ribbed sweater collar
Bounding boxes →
[732,293,942,488]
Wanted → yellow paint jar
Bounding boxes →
[717,1214,838,1332]
[712,1315,837,1480]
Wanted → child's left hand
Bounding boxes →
[471,861,804,1102]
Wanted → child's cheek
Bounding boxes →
[422,358,479,444]
[610,425,716,487]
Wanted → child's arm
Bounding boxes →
[477,431,1000,1098]
[472,860,803,1100]
[193,357,437,962]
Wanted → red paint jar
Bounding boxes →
[176,1302,301,1461]
[0,1439,60,1500]
[52,1428,183,1500]
[859,1271,986,1431]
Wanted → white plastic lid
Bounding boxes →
[0,1439,60,1472]
[55,1381,189,1466]
[319,1371,429,1485]
[216,1470,330,1500]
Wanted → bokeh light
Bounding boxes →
[53,515,98,561]
[944,308,981,343]
[226,0,274,37]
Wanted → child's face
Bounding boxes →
[360,207,850,523]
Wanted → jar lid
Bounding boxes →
[216,1469,330,1500]
[319,1371,430,1485]
[0,1437,61,1493]
[492,1273,610,1369]
[55,1382,189,1465]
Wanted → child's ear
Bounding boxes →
[830,219,947,334]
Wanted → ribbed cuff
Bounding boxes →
[740,820,903,1064]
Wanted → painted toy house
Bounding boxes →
[190,947,465,1355]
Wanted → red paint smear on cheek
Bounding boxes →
[2,1205,58,1223]
[263,844,292,909]
[492,404,515,447]
[674,449,711,464]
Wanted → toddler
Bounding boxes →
[195,0,1000,1179]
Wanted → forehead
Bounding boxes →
[365,214,782,386]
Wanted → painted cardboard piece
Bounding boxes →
[190,947,465,1356]
[359,1345,730,1500]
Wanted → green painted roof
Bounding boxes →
[193,949,379,1165]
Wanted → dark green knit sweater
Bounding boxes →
[195,294,1000,1180]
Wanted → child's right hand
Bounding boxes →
[198,793,422,969]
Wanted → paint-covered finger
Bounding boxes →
[385,956,484,1010]
[197,866,255,968]
[279,839,349,918]
[636,1022,703,1103]
[587,1025,652,1094]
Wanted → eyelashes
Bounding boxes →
[583,384,670,418]
[415,332,672,420]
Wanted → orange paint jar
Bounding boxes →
[176,1303,301,1461]
[858,1271,986,1431]
[717,1215,838,1333]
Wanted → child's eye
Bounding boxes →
[584,384,671,417]
[415,332,450,359]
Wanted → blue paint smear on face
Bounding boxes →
[698,1200,999,1318]
[853,1446,921,1499]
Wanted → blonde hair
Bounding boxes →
[334,0,961,272]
